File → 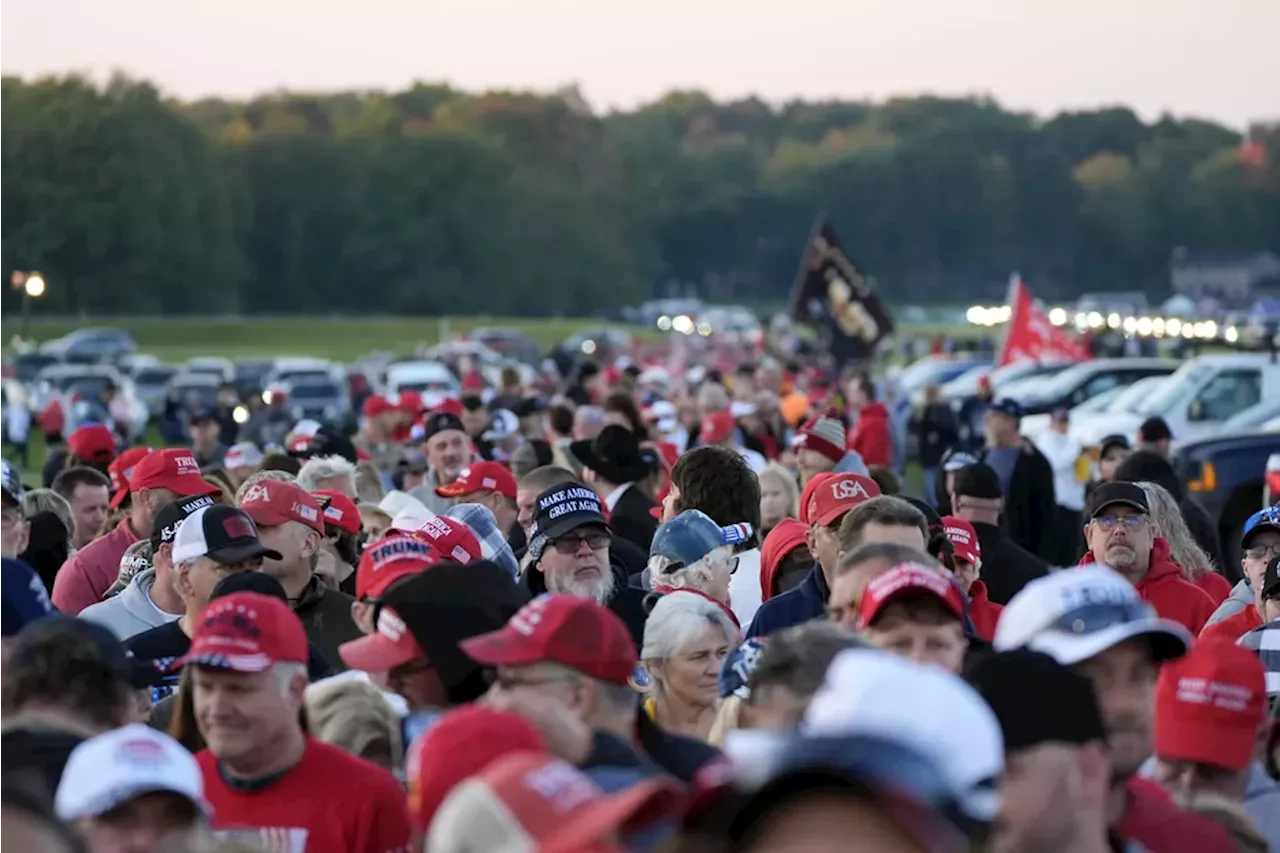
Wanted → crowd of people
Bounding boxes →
[2,357,1278,853]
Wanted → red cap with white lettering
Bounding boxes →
[807,473,880,527]
[1154,638,1266,771]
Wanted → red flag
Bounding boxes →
[998,274,1089,367]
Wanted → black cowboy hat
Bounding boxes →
[569,425,650,485]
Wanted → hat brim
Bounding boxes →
[567,440,649,486]
[338,631,422,674]
[537,514,611,543]
[859,585,964,631]
[1243,522,1280,549]
[173,647,276,674]
[207,541,282,565]
[435,481,478,499]
[1088,499,1147,519]
[109,486,131,510]
[68,782,209,822]
[1155,712,1254,772]
[240,505,293,529]
[1024,618,1190,666]
[459,626,546,668]
[541,777,682,853]
[813,503,860,528]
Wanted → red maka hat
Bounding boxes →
[68,424,117,464]
[314,489,361,534]
[174,592,308,673]
[108,446,153,506]
[699,411,735,444]
[339,604,427,673]
[361,394,396,419]
[434,461,517,501]
[461,594,638,686]
[804,473,880,527]
[857,562,965,630]
[941,516,981,565]
[122,449,219,508]
[238,479,325,535]
[1155,638,1266,772]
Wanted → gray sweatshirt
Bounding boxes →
[408,469,456,516]
[78,569,180,641]
[1205,579,1254,627]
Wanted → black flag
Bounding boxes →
[789,217,894,365]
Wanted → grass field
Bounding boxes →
[9,316,653,362]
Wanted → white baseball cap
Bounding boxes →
[801,648,1003,825]
[55,724,207,821]
[993,565,1190,665]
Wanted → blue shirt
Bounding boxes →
[984,446,1020,496]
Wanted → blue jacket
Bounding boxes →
[746,563,829,638]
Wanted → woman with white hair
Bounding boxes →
[646,510,750,608]
[640,589,741,742]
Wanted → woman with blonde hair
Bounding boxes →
[1137,481,1232,605]
[757,462,799,538]
[640,590,740,742]
[305,677,403,776]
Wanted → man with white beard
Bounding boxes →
[521,482,649,649]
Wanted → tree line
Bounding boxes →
[2,74,1277,317]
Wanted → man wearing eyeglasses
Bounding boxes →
[995,566,1234,852]
[1079,482,1215,635]
[1202,508,1280,643]
[522,482,650,650]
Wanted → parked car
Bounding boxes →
[1008,358,1180,416]
[284,377,353,432]
[7,352,60,384]
[133,364,180,419]
[32,363,148,442]
[1174,428,1280,576]
[184,357,235,384]
[1022,375,1168,443]
[1096,353,1280,447]
[39,327,137,363]
[233,359,275,402]
[469,328,542,365]
[384,360,459,408]
[264,357,341,392]
[892,355,990,423]
[937,358,1073,408]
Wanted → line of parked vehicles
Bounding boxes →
[895,350,1280,569]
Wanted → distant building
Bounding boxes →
[1170,249,1280,306]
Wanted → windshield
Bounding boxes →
[136,368,177,385]
[277,370,330,385]
[1017,363,1098,404]
[289,383,340,400]
[1070,386,1124,414]
[1135,364,1210,415]
[1104,377,1165,413]
[397,380,453,393]
[60,376,114,398]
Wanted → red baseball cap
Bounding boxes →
[433,397,464,418]
[361,394,396,419]
[355,523,481,600]
[941,516,981,565]
[434,461,517,501]
[314,489,361,534]
[108,446,153,506]
[760,518,810,598]
[699,411,735,444]
[407,706,547,830]
[339,604,428,673]
[461,595,638,686]
[1154,638,1266,772]
[429,752,681,853]
[797,472,834,525]
[238,479,325,535]
[397,390,425,415]
[856,562,965,630]
[173,592,308,673]
[68,424,117,464]
[806,472,880,527]
[402,515,483,562]
[124,449,219,507]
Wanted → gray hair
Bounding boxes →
[296,455,357,494]
[354,461,385,504]
[305,676,402,772]
[697,382,730,416]
[1138,481,1215,582]
[235,469,296,504]
[641,590,739,662]
[20,488,73,544]
[647,545,735,596]
[540,661,638,713]
[749,621,868,698]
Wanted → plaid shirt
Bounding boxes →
[1237,620,1280,698]
[443,504,519,579]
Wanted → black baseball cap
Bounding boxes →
[294,425,358,464]
[968,649,1106,753]
[1139,416,1173,443]
[171,504,281,565]
[953,463,1002,500]
[187,407,216,425]
[530,481,611,542]
[1098,435,1131,459]
[989,398,1023,420]
[423,412,467,442]
[211,570,289,602]
[150,494,218,551]
[2,459,24,505]
[1087,482,1149,519]
[1262,555,1280,601]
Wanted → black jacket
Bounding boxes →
[610,486,659,552]
[635,710,723,782]
[980,441,1058,562]
[522,553,650,652]
[292,576,363,672]
[911,403,960,468]
[970,520,1051,606]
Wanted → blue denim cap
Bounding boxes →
[650,509,752,566]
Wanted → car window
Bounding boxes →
[289,383,340,400]
[1074,373,1121,403]
[1190,369,1262,422]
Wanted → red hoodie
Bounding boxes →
[1192,570,1231,606]
[847,403,893,468]
[967,580,1003,641]
[759,519,809,603]
[1079,538,1215,635]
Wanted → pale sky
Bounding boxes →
[3,0,1276,129]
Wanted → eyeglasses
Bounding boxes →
[662,555,740,576]
[1245,543,1280,560]
[1049,601,1155,636]
[1093,514,1148,530]
[550,530,612,554]
[492,671,579,692]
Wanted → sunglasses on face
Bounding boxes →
[550,530,612,554]
[1093,514,1148,530]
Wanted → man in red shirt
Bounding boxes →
[177,590,412,853]
[941,516,1002,641]
[995,566,1233,852]
[845,374,893,468]
[1078,482,1215,635]
[53,449,220,615]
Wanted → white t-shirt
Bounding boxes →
[728,549,763,627]
[736,447,767,474]
[1034,432,1085,512]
